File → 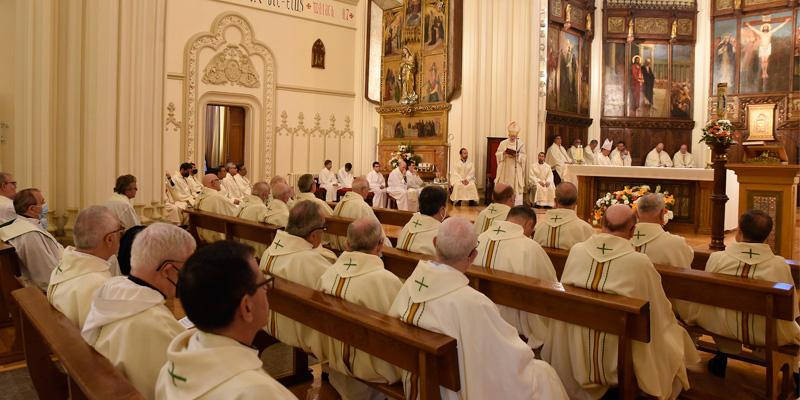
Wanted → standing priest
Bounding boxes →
[495,121,526,205]
[450,148,479,206]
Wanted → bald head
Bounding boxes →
[555,182,578,209]
[351,177,370,197]
[493,183,515,206]
[270,175,287,186]
[434,217,478,271]
[272,182,291,203]
[635,194,666,224]
[346,217,384,254]
[202,174,221,190]
[602,204,637,238]
[251,182,270,201]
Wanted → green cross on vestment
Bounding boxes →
[492,226,506,235]
[633,231,646,240]
[596,243,613,254]
[344,259,357,270]
[266,206,273,212]
[55,263,64,274]
[487,206,497,213]
[412,220,423,228]
[168,362,187,386]
[550,215,562,223]
[742,248,760,259]
[414,277,429,292]
[273,240,284,249]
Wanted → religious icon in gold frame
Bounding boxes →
[747,103,776,141]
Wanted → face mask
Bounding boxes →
[39,203,49,230]
[181,171,190,178]
[191,168,198,175]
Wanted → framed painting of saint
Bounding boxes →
[558,31,580,113]
[739,11,793,94]
[383,9,404,57]
[546,27,560,111]
[712,18,738,95]
[630,42,668,118]
[671,45,693,119]
[382,59,402,104]
[422,53,446,103]
[423,0,446,52]
[579,38,591,115]
[381,111,448,144]
[405,0,422,28]
[602,42,626,117]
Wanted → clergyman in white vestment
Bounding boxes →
[319,160,340,202]
[397,186,447,256]
[610,141,633,166]
[82,223,196,399]
[543,205,699,400]
[156,241,297,400]
[546,135,573,183]
[331,178,392,251]
[237,182,272,257]
[533,182,594,251]
[644,143,674,167]
[264,183,292,228]
[166,164,198,210]
[337,163,354,189]
[387,160,419,212]
[672,144,696,168]
[234,164,253,196]
[530,152,555,208]
[449,148,479,205]
[105,174,141,229]
[473,183,514,234]
[494,121,526,205]
[292,174,335,216]
[405,163,425,189]
[195,174,240,243]
[47,206,118,329]
[595,140,614,166]
[583,140,599,165]
[390,217,569,400]
[0,172,17,222]
[221,163,244,203]
[366,161,388,209]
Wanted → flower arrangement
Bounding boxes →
[390,143,422,169]
[592,185,675,226]
[699,119,734,146]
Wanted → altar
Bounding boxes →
[565,165,739,234]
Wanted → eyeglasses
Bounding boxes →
[2,181,16,187]
[310,224,328,233]
[251,275,275,294]
[105,227,125,238]
[157,259,186,271]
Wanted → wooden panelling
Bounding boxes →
[600,119,694,166]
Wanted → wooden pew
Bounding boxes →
[0,242,25,363]
[12,287,144,400]
[268,275,460,400]
[693,248,800,287]
[184,209,280,246]
[327,201,415,227]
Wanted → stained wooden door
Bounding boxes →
[224,106,246,165]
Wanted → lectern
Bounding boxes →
[727,164,800,259]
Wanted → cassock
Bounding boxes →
[233,174,252,196]
[389,260,569,400]
[331,192,391,251]
[683,241,800,352]
[530,162,555,207]
[396,213,440,256]
[317,251,402,400]
[645,149,674,167]
[610,149,632,166]
[47,247,112,328]
[196,187,239,243]
[292,192,334,215]
[0,216,63,291]
[337,167,354,189]
[494,138,526,195]
[155,330,297,400]
[319,168,340,202]
[387,167,419,212]
[583,148,598,165]
[187,174,203,195]
[0,195,14,222]
[221,174,243,202]
[546,143,572,181]
[449,159,479,202]
[543,233,699,400]
[82,276,186,399]
[105,192,140,229]
[366,170,388,209]
[672,151,696,168]
[259,230,331,356]
[595,153,612,166]
[237,194,270,256]
[475,220,558,348]
[263,199,290,228]
[473,203,511,235]
[533,208,594,250]
[166,172,197,209]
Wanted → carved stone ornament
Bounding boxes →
[736,95,788,130]
[608,17,626,33]
[202,45,260,88]
[165,102,182,132]
[552,0,563,17]
[376,103,452,115]
[677,19,692,36]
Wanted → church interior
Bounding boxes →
[1,0,800,398]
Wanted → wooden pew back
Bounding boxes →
[326,202,414,227]
[0,242,24,363]
[184,209,280,245]
[13,287,144,400]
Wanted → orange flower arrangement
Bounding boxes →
[593,185,675,226]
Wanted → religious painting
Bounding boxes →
[603,42,626,117]
[422,53,445,103]
[405,0,422,28]
[381,111,447,143]
[423,0,446,52]
[546,27,560,111]
[382,59,402,104]
[739,11,793,94]
[747,103,776,141]
[671,45,693,119]
[558,31,580,114]
[383,9,404,56]
[630,42,668,118]
[712,18,738,95]
[794,10,800,91]
[579,39,591,115]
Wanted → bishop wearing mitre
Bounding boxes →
[495,121,526,205]
[595,139,614,166]
[450,148,479,206]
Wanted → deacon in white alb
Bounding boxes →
[234,164,253,196]
[187,163,203,195]
[292,174,334,215]
[238,182,272,256]
[533,182,594,250]
[645,143,674,167]
[610,141,633,166]
[317,218,402,400]
[530,152,555,208]
[405,162,425,189]
[474,206,557,349]
[583,140,599,165]
[397,186,447,256]
[366,161,388,209]
[82,223,196,399]
[332,178,391,251]
[0,172,17,222]
[544,205,699,400]
[595,139,614,166]
[319,160,340,202]
[164,163,198,224]
[545,135,573,183]
[221,163,245,203]
[196,174,240,243]
[264,182,292,228]
[495,121,526,205]
[337,163,355,189]
[390,217,569,400]
[449,148,479,206]
[672,144,696,168]
[474,183,514,234]
[105,174,140,229]
[156,241,297,400]
[387,160,419,212]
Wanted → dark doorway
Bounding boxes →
[204,104,246,168]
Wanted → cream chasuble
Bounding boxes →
[546,143,572,179]
[405,170,424,189]
[105,192,140,229]
[196,187,240,243]
[610,149,632,166]
[233,174,252,196]
[0,195,13,222]
[530,162,555,207]
[672,152,696,168]
[156,330,297,400]
[595,153,612,166]
[645,149,674,167]
[337,167,354,188]
[188,175,203,195]
[331,192,391,251]
[366,170,388,209]
[583,148,598,165]
[47,247,112,328]
[317,251,402,399]
[494,138,527,194]
[237,194,271,256]
[388,168,419,212]
[293,192,334,215]
[397,213,441,256]
[263,199,290,228]
[0,217,64,291]
[319,168,340,202]
[259,230,331,356]
[82,276,185,400]
[221,174,244,201]
[543,233,699,400]
[389,260,569,400]
[474,221,557,348]
[167,172,197,209]
[683,241,800,350]
[533,208,594,251]
[473,203,511,235]
[449,160,479,202]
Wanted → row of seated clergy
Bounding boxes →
[366,161,388,209]
[387,160,420,212]
[473,182,514,235]
[318,160,356,202]
[164,162,203,224]
[396,186,448,255]
[220,163,254,202]
[449,148,479,204]
[195,174,241,243]
[330,177,393,251]
[291,173,334,215]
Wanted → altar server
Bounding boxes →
[546,135,573,183]
[673,144,696,168]
[390,217,569,400]
[544,205,699,400]
[474,183,514,234]
[367,162,388,209]
[397,186,447,255]
[405,162,425,189]
[495,121,526,205]
[645,143,674,167]
[533,182,594,250]
[165,164,198,222]
[450,148,479,206]
[530,152,555,208]
[337,163,354,189]
[292,174,334,215]
[196,174,239,243]
[387,160,419,212]
[105,175,140,229]
[319,160,340,202]
[596,140,614,166]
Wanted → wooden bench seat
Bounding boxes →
[0,243,26,363]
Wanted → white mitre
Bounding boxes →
[507,121,520,134]
[601,139,613,151]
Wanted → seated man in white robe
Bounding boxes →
[221,163,244,204]
[0,172,18,222]
[543,205,699,400]
[672,144,696,168]
[259,201,332,355]
[265,182,291,228]
[683,210,800,377]
[156,241,296,400]
[332,178,391,251]
[533,182,594,250]
[269,175,295,208]
[337,162,354,189]
[610,141,632,166]
[0,188,63,291]
[390,217,569,399]
[595,139,614,166]
[474,206,557,349]
[583,140,599,165]
[546,135,573,184]
[405,162,425,189]
[317,218,402,400]
[450,148,479,206]
[82,223,196,399]
[187,163,203,195]
[238,182,271,256]
[644,142,674,167]
[530,152,555,208]
[319,160,340,202]
[48,206,119,328]
[292,173,334,215]
[164,163,198,224]
[196,174,240,243]
[387,160,419,212]
[397,186,447,256]
[474,183,514,234]
[234,164,253,196]
[105,174,140,229]
[366,161,388,209]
